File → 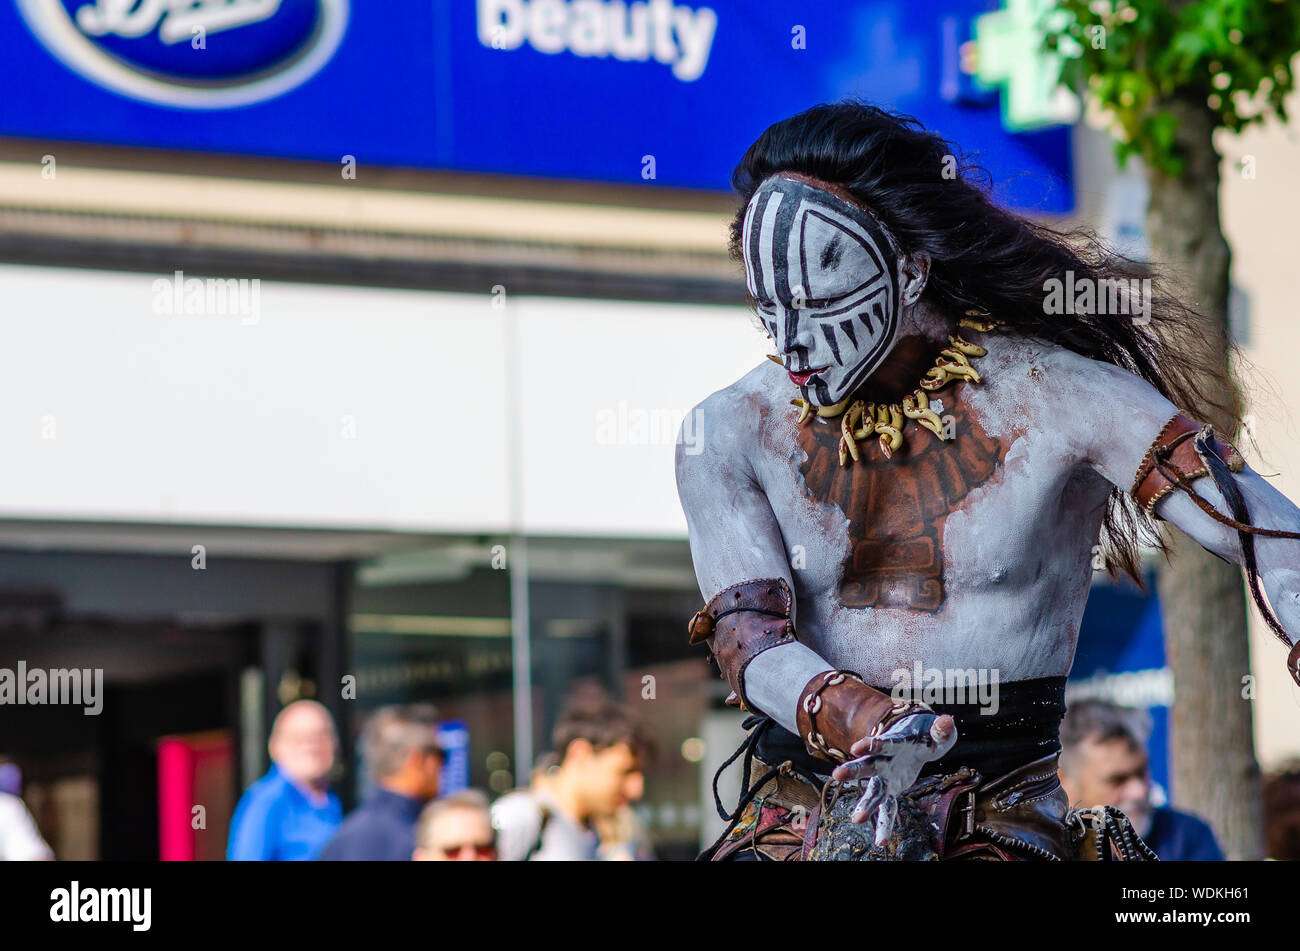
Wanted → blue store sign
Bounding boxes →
[1070,574,1172,798]
[16,0,349,107]
[2,0,1073,211]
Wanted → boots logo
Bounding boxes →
[17,0,349,108]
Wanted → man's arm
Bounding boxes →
[674,390,826,733]
[1053,348,1300,654]
[675,389,954,836]
[1152,459,1300,640]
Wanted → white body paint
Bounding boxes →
[676,330,1300,732]
[741,175,902,407]
[681,171,1300,840]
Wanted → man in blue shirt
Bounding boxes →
[318,704,444,861]
[1142,803,1224,860]
[1058,698,1224,861]
[227,700,342,861]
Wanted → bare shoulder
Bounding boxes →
[979,333,1181,488]
[676,360,784,473]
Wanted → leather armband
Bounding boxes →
[795,669,931,764]
[1132,415,1300,689]
[687,578,795,711]
[1131,413,1244,518]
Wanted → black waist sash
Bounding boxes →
[754,675,1067,782]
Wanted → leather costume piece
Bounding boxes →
[806,753,1076,861]
[1131,413,1300,687]
[794,669,924,764]
[687,579,796,712]
[710,749,1155,862]
[1131,413,1243,515]
[709,760,822,862]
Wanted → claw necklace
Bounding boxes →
[770,312,1005,465]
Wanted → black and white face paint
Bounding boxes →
[742,175,901,408]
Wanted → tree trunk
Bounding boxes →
[1144,97,1264,860]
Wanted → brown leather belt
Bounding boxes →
[712,750,1081,861]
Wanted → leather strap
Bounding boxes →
[794,669,923,763]
[1132,415,1300,687]
[1186,428,1300,687]
[687,579,796,712]
[1131,413,1243,516]
[724,753,1080,861]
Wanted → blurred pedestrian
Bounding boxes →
[227,699,342,861]
[1058,698,1223,860]
[493,690,651,861]
[0,790,53,860]
[412,789,496,861]
[318,703,444,861]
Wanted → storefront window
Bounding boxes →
[349,538,714,858]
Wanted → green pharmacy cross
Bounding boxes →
[974,0,1080,131]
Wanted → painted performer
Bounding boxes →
[676,102,1300,861]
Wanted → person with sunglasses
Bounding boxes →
[412,789,497,862]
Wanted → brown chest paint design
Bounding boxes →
[796,390,1005,612]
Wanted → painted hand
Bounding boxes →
[829,712,958,846]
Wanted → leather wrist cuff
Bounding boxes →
[687,578,795,711]
[1131,414,1244,518]
[795,669,929,763]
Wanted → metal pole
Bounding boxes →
[504,299,533,781]
[510,533,533,782]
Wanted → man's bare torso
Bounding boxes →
[700,331,1116,685]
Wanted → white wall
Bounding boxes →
[516,294,766,535]
[0,264,766,537]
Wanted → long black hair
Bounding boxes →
[728,99,1240,587]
